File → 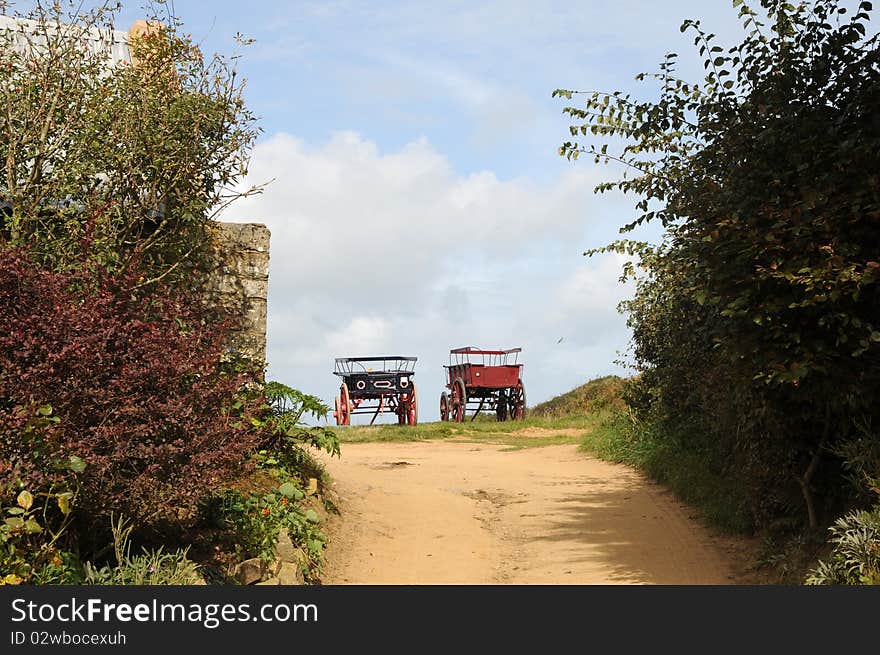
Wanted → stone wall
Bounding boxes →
[210,222,270,364]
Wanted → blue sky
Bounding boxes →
[117,1,747,180]
[105,1,754,422]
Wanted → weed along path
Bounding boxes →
[319,436,751,584]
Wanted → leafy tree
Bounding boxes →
[0,0,261,285]
[556,0,879,529]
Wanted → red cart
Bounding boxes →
[440,347,525,422]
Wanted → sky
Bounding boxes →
[101,0,755,423]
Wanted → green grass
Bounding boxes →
[531,376,754,533]
[337,412,604,450]
[578,413,754,533]
[531,375,626,418]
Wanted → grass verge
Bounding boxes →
[338,413,602,449]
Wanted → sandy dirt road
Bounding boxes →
[319,440,755,584]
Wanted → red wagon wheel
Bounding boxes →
[496,390,508,422]
[397,384,418,426]
[407,382,418,426]
[338,382,351,426]
[508,379,526,420]
[440,392,449,422]
[451,378,467,423]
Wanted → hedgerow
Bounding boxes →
[0,246,267,579]
[556,0,880,565]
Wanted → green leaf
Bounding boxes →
[4,517,24,530]
[16,491,33,511]
[68,455,86,473]
[37,405,53,416]
[304,509,320,523]
[24,519,42,534]
[6,508,24,516]
[57,493,72,516]
[870,332,880,343]
[277,482,300,499]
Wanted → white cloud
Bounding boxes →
[222,131,634,423]
[325,316,391,356]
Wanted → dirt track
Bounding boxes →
[320,441,755,584]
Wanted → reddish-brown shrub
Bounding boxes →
[0,247,264,537]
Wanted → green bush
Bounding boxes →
[805,507,880,585]
[257,381,341,476]
[201,486,326,567]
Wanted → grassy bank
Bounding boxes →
[577,415,753,533]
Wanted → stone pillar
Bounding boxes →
[210,222,270,364]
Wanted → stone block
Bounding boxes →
[277,562,305,586]
[235,557,266,585]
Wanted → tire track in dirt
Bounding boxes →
[319,441,755,584]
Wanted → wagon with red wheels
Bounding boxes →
[440,347,525,423]
[332,356,418,426]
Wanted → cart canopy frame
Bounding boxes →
[334,356,417,376]
[447,347,521,367]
